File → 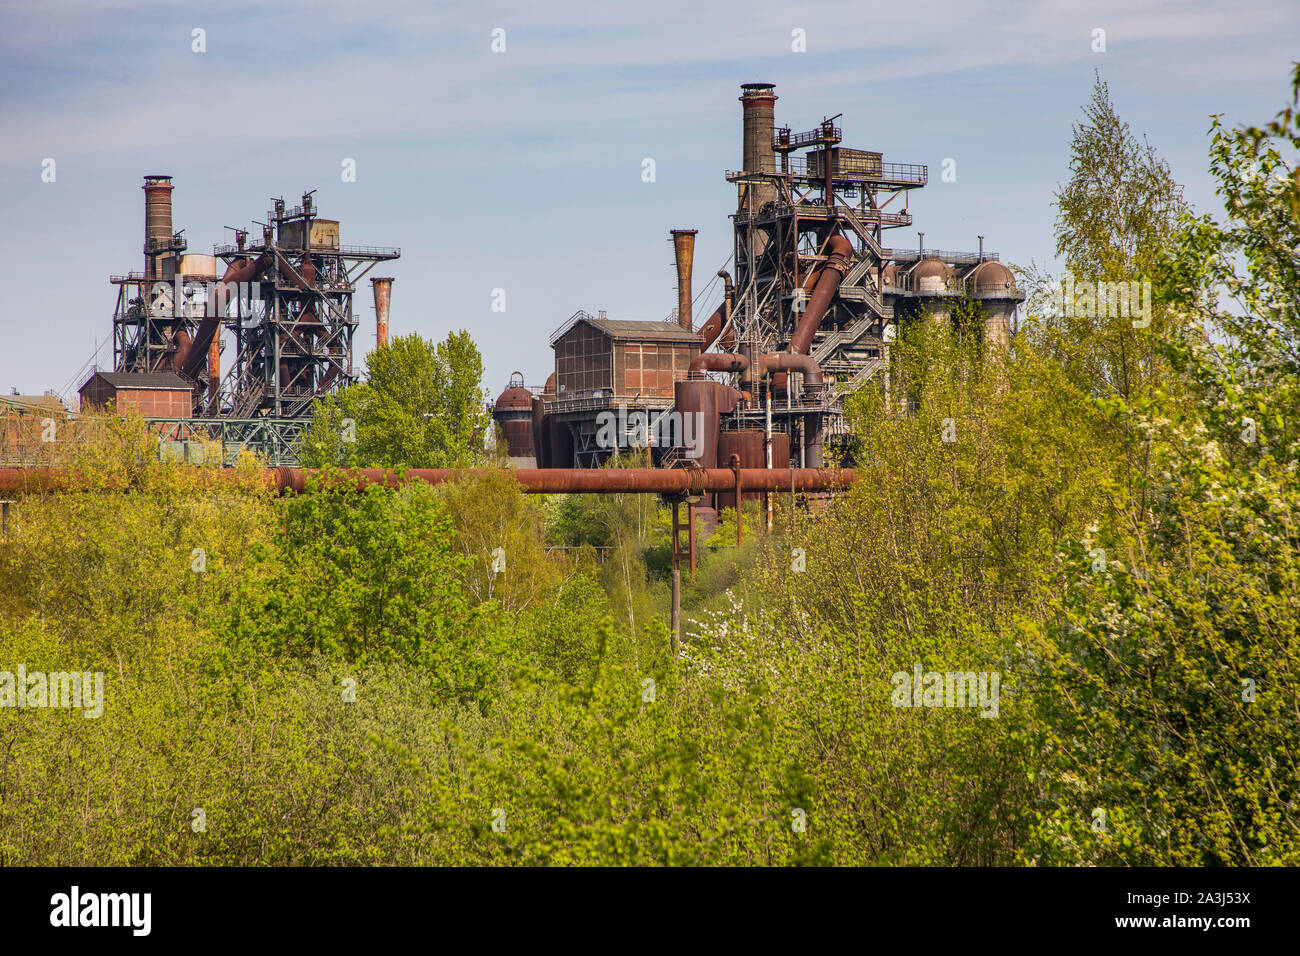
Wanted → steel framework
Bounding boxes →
[212,193,399,419]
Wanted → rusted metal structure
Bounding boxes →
[371,277,393,349]
[213,191,399,419]
[504,82,1023,496]
[493,372,536,466]
[670,229,698,331]
[99,178,400,461]
[0,464,854,497]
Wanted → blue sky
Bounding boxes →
[1,0,1297,401]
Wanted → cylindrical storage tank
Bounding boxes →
[493,374,535,461]
[715,429,790,509]
[178,254,218,278]
[969,260,1015,351]
[673,379,732,470]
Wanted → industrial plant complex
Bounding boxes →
[6,82,1021,486]
[492,82,1021,514]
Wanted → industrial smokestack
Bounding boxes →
[143,175,174,281]
[738,83,777,215]
[978,235,984,261]
[739,83,777,177]
[371,277,393,348]
[670,229,697,330]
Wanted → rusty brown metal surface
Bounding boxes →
[207,336,220,414]
[688,352,749,376]
[670,229,697,330]
[142,175,174,282]
[673,379,742,469]
[371,277,393,348]
[759,351,823,387]
[715,429,789,509]
[789,234,852,355]
[530,396,549,469]
[695,303,726,350]
[0,466,855,497]
[178,253,272,380]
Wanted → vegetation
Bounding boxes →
[0,70,1296,866]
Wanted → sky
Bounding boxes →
[1,0,1297,403]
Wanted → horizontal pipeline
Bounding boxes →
[0,467,856,497]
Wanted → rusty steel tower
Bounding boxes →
[98,178,400,463]
[213,191,399,419]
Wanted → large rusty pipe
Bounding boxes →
[0,466,855,497]
[688,352,750,376]
[371,277,393,348]
[789,234,852,355]
[696,303,726,350]
[208,336,220,414]
[670,230,696,331]
[178,252,271,380]
[696,270,735,351]
[758,352,822,387]
[759,353,826,468]
[273,249,314,291]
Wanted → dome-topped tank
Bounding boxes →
[911,256,953,294]
[882,263,897,288]
[969,259,1016,294]
[492,372,535,461]
[494,371,533,412]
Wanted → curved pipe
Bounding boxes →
[696,304,726,350]
[178,252,272,379]
[758,351,822,387]
[789,234,852,355]
[696,270,735,351]
[688,352,750,376]
[759,352,826,468]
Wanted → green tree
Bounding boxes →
[1021,64,1300,866]
[299,331,491,469]
[1026,72,1188,407]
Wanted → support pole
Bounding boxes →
[730,453,742,547]
[687,502,696,576]
[765,390,774,531]
[670,500,681,653]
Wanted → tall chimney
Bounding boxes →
[670,229,697,330]
[371,277,393,348]
[978,235,984,261]
[738,83,777,214]
[142,175,174,281]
